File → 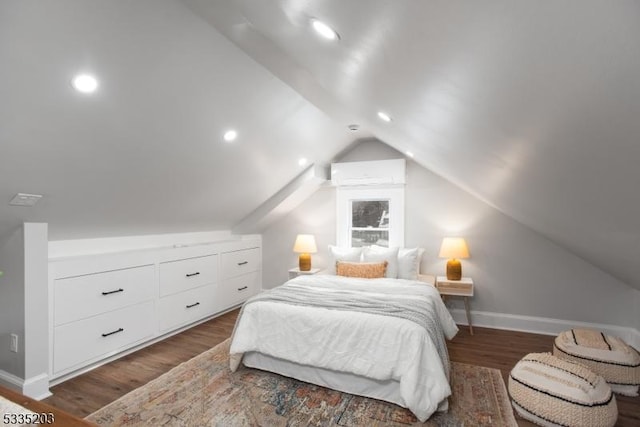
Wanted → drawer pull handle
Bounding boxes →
[238,286,248,291]
[101,328,124,337]
[186,272,200,277]
[186,302,200,309]
[237,261,248,266]
[101,288,124,296]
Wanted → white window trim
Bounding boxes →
[336,185,405,248]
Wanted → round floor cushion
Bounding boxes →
[509,352,617,427]
[554,328,640,396]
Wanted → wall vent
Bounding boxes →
[9,193,42,207]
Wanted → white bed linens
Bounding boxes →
[229,274,458,422]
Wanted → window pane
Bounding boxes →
[351,230,389,247]
[352,200,389,228]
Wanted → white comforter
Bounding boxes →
[229,274,458,421]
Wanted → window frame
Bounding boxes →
[336,186,405,248]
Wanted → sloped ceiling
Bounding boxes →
[0,0,366,241]
[2,1,639,291]
[184,0,640,290]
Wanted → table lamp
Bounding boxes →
[438,237,469,280]
[293,234,317,271]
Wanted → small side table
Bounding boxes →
[436,276,474,335]
[417,274,436,286]
[288,267,321,279]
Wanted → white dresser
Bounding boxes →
[219,247,261,308]
[157,254,219,333]
[48,237,261,382]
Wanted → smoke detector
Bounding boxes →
[9,193,42,207]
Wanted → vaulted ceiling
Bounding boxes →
[2,1,639,290]
[0,0,364,241]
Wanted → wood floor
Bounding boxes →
[44,310,639,426]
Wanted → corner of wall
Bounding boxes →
[0,224,51,399]
[0,227,26,380]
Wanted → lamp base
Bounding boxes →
[299,253,311,271]
[446,259,462,280]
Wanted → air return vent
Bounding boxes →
[9,193,42,207]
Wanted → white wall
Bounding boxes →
[23,223,49,398]
[0,227,26,379]
[263,187,336,288]
[0,224,50,398]
[262,140,639,332]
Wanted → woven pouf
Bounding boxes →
[554,328,640,396]
[509,353,617,427]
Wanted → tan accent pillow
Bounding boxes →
[336,261,388,279]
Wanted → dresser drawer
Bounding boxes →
[435,276,474,296]
[159,254,217,297]
[53,301,155,374]
[219,271,260,309]
[157,284,218,332]
[220,248,260,279]
[54,265,155,326]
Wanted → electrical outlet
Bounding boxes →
[9,334,18,353]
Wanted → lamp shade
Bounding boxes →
[439,237,469,280]
[293,234,317,254]
[438,237,469,259]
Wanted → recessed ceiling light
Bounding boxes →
[377,111,392,122]
[405,151,414,158]
[311,19,340,40]
[223,130,237,142]
[71,74,99,94]
[298,158,308,166]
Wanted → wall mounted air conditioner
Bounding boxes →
[331,159,406,186]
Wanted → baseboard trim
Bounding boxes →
[0,370,51,400]
[449,309,640,350]
[0,370,23,391]
[22,373,51,400]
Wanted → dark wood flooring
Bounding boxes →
[44,310,639,426]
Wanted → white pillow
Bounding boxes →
[371,245,424,280]
[362,246,399,278]
[327,245,363,274]
[398,247,425,280]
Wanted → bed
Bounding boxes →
[229,273,458,422]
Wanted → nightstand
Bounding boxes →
[417,274,436,286]
[436,276,474,335]
[288,267,321,279]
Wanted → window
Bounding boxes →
[351,200,390,247]
[336,187,404,248]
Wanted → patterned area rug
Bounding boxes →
[87,339,516,426]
